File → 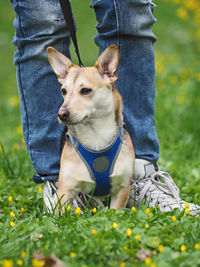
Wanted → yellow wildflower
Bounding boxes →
[177,96,185,104]
[145,224,150,229]
[10,222,15,227]
[120,262,126,267]
[194,243,200,250]
[112,222,118,229]
[91,229,98,235]
[32,259,45,267]
[150,264,157,267]
[21,252,26,259]
[135,234,141,240]
[21,208,25,213]
[10,212,15,218]
[70,252,76,258]
[37,187,43,192]
[181,245,186,252]
[131,206,136,211]
[145,258,152,266]
[2,260,13,267]
[17,260,23,266]
[17,125,23,135]
[75,207,81,215]
[145,208,151,215]
[123,246,128,250]
[185,202,189,209]
[9,96,19,107]
[92,207,97,213]
[177,8,188,20]
[126,228,132,237]
[172,215,176,222]
[185,208,190,215]
[8,196,13,202]
[66,205,71,212]
[152,241,157,247]
[158,245,164,253]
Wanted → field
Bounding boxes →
[0,0,200,266]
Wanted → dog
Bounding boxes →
[47,44,135,212]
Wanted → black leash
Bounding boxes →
[58,0,84,67]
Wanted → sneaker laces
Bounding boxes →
[136,170,180,207]
[131,169,200,215]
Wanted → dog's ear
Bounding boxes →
[95,44,119,83]
[47,46,73,84]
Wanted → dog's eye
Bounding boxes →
[80,88,92,95]
[61,88,67,96]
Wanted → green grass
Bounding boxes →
[0,0,200,266]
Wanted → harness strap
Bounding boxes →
[67,128,123,197]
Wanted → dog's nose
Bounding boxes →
[58,109,70,121]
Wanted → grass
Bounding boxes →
[0,0,200,266]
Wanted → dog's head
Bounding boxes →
[47,45,119,125]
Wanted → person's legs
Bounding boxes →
[10,0,70,182]
[90,0,159,162]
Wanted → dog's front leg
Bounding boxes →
[110,184,130,209]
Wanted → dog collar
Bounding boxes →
[66,127,123,197]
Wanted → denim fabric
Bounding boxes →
[10,0,159,182]
[90,0,159,162]
[10,0,70,181]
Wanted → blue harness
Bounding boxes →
[67,128,123,197]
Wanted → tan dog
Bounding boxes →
[47,45,135,212]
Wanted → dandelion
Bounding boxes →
[10,222,15,227]
[8,196,13,202]
[21,208,25,213]
[131,206,136,211]
[70,252,76,258]
[32,258,45,267]
[112,222,118,229]
[21,252,26,259]
[10,212,15,218]
[92,207,97,213]
[185,208,190,215]
[120,262,126,267]
[145,208,151,215]
[181,245,186,252]
[145,224,150,229]
[158,245,164,253]
[126,228,132,237]
[37,187,43,192]
[194,243,200,250]
[172,215,176,222]
[17,260,23,266]
[145,258,152,266]
[91,229,98,235]
[151,264,157,267]
[66,205,71,212]
[2,260,13,267]
[135,234,141,240]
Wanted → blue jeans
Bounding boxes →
[10,0,159,182]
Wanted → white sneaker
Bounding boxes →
[127,159,200,215]
[43,181,104,213]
